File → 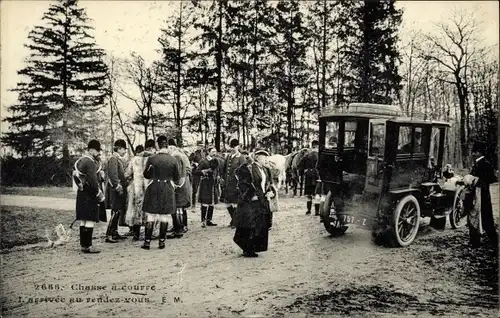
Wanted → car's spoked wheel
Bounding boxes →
[390,195,420,247]
[450,186,466,229]
[321,191,348,237]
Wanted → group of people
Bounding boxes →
[73,136,278,258]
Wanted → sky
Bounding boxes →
[1,0,499,135]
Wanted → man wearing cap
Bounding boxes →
[464,141,498,248]
[141,135,180,249]
[166,138,192,236]
[73,140,105,253]
[301,141,322,216]
[222,138,247,227]
[105,139,129,243]
[233,148,276,257]
[193,147,220,227]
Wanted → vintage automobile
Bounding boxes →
[317,103,467,247]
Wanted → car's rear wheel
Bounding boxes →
[321,191,348,237]
[449,186,467,229]
[388,195,420,247]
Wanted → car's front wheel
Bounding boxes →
[321,191,348,237]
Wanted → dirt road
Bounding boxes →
[1,192,498,317]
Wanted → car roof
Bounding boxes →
[320,103,450,127]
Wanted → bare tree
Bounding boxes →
[420,10,485,167]
[105,55,135,151]
[117,53,163,142]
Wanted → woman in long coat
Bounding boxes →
[194,147,221,227]
[464,141,498,248]
[233,149,277,257]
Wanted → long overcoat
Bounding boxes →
[74,154,101,222]
[125,151,154,225]
[170,147,192,208]
[221,152,247,204]
[466,157,497,238]
[233,162,276,252]
[142,149,180,215]
[106,153,127,211]
[194,157,221,205]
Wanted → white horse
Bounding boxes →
[266,154,288,190]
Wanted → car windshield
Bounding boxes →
[369,123,385,156]
[325,121,339,150]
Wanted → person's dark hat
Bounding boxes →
[254,148,270,157]
[88,139,101,151]
[114,139,127,149]
[471,141,487,154]
[134,145,144,154]
[229,138,239,148]
[157,135,167,144]
[311,140,319,147]
[168,138,177,146]
[145,139,156,149]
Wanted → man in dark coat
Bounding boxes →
[105,139,128,243]
[167,138,192,236]
[233,149,276,257]
[193,147,220,227]
[222,139,247,228]
[465,141,498,248]
[141,135,180,249]
[301,141,321,216]
[73,140,105,253]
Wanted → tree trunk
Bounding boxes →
[321,0,327,110]
[215,1,223,152]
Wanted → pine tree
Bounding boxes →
[341,0,402,104]
[270,0,311,153]
[3,0,108,160]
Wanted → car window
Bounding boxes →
[398,126,412,153]
[325,121,339,150]
[344,121,357,148]
[414,127,423,153]
[369,123,385,156]
[429,127,441,162]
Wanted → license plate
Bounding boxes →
[330,214,369,227]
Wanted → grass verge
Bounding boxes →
[1,206,74,249]
[1,186,76,199]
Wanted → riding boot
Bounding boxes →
[105,211,119,243]
[159,222,168,249]
[79,226,85,248]
[228,206,235,227]
[132,225,141,241]
[182,209,188,232]
[306,201,312,215]
[82,227,100,253]
[207,206,217,226]
[167,213,183,239]
[201,206,207,227]
[112,211,127,240]
[314,203,320,216]
[141,222,154,250]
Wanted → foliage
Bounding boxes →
[3,0,108,158]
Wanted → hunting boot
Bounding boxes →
[82,227,100,254]
[158,222,168,249]
[207,206,217,226]
[314,203,320,216]
[167,212,184,239]
[112,211,127,240]
[227,206,235,228]
[182,209,189,233]
[201,206,207,228]
[141,222,154,250]
[79,226,85,248]
[132,225,141,241]
[105,211,119,243]
[306,201,312,215]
